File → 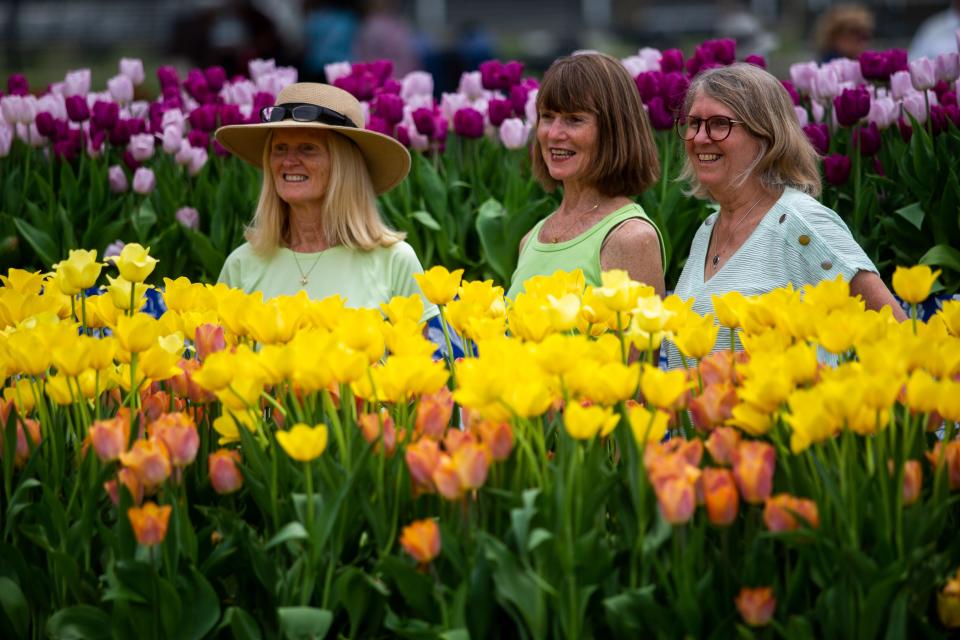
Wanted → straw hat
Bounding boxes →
[215,83,411,194]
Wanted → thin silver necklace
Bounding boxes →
[292,249,325,286]
[711,196,764,268]
[550,202,601,243]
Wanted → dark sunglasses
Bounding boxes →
[259,103,357,128]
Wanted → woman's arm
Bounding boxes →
[600,218,666,297]
[851,270,908,321]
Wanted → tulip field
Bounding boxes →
[2,40,960,639]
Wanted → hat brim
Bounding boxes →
[214,120,411,194]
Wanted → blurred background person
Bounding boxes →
[814,4,875,62]
[302,0,360,81]
[354,0,422,78]
[909,0,960,60]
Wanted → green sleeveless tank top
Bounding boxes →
[505,203,664,298]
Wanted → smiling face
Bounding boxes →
[684,92,763,199]
[536,109,599,186]
[269,128,332,209]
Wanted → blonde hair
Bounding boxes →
[814,4,874,55]
[245,130,404,254]
[678,63,822,199]
[531,52,660,197]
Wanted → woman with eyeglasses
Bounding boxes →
[213,83,438,321]
[506,52,665,298]
[667,63,904,367]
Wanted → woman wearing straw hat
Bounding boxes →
[215,82,438,321]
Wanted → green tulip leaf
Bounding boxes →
[277,606,333,640]
[265,522,309,550]
[411,210,441,231]
[919,244,960,273]
[0,577,29,639]
[893,202,925,231]
[45,605,112,640]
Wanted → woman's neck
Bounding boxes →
[558,183,613,217]
[714,183,779,221]
[287,204,329,252]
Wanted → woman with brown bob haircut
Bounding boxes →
[506,51,665,298]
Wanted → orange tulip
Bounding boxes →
[452,441,491,490]
[705,426,741,466]
[699,350,746,387]
[690,383,738,430]
[149,412,199,468]
[474,420,513,462]
[763,494,820,532]
[3,417,42,469]
[405,438,441,490]
[208,449,244,495]
[169,358,217,403]
[88,414,130,463]
[654,474,697,525]
[194,323,226,361]
[358,410,397,457]
[703,468,739,526]
[399,518,441,565]
[104,467,144,506]
[432,454,463,501]
[415,387,454,439]
[902,459,923,506]
[735,587,776,627]
[925,440,960,491]
[119,438,172,493]
[732,441,776,504]
[127,501,172,546]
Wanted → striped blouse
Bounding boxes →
[665,187,877,369]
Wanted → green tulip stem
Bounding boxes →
[910,302,917,334]
[80,291,89,335]
[301,460,315,605]
[437,305,457,388]
[616,311,627,364]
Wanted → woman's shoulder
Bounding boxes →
[224,242,262,264]
[772,188,854,238]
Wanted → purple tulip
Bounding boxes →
[252,92,275,117]
[887,49,908,74]
[365,115,392,136]
[479,60,504,91]
[823,154,851,185]
[509,84,530,117]
[707,39,736,65]
[367,59,394,84]
[934,80,952,102]
[412,107,435,138]
[854,122,881,156]
[219,104,243,126]
[898,118,913,143]
[65,95,89,122]
[661,72,690,112]
[646,97,675,131]
[187,129,210,149]
[634,71,662,103]
[744,54,766,68]
[909,57,936,91]
[161,84,182,104]
[88,129,106,155]
[35,112,58,139]
[108,165,128,193]
[781,80,800,106]
[859,51,890,81]
[487,98,513,126]
[175,206,200,231]
[432,115,449,144]
[189,104,219,132]
[132,167,156,195]
[91,100,119,130]
[502,61,524,88]
[104,240,125,258]
[378,78,402,95]
[122,150,140,172]
[941,90,958,107]
[7,74,29,96]
[204,66,227,92]
[834,87,871,127]
[804,123,829,155]
[106,118,130,146]
[157,66,179,88]
[372,93,404,125]
[453,107,484,138]
[128,118,147,135]
[660,49,684,73]
[396,124,411,147]
[184,70,211,103]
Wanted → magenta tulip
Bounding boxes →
[453,107,484,138]
[487,98,513,126]
[834,87,871,126]
[823,154,851,185]
[65,95,89,122]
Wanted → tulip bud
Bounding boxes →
[108,165,128,193]
[119,58,145,85]
[909,57,937,91]
[108,74,134,104]
[127,501,172,546]
[208,449,244,494]
[175,206,200,231]
[127,133,155,162]
[498,118,531,150]
[736,587,776,627]
[732,441,776,504]
[453,107,484,139]
[399,518,441,565]
[132,167,156,195]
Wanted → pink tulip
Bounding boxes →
[63,69,91,97]
[811,67,840,102]
[789,62,819,94]
[794,106,809,127]
[498,117,530,149]
[935,52,960,83]
[868,96,899,129]
[174,142,194,166]
[401,71,433,100]
[223,80,255,106]
[248,58,276,81]
[108,165,128,193]
[132,167,156,195]
[909,57,937,91]
[128,133,155,162]
[161,126,182,154]
[187,147,208,177]
[902,92,929,123]
[108,74,134,104]
[208,449,244,494]
[457,71,484,100]
[104,240,125,258]
[119,58,145,85]
[323,62,352,84]
[175,206,200,231]
[0,123,12,157]
[1,95,36,125]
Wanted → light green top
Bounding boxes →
[666,187,877,368]
[218,241,439,323]
[506,203,664,298]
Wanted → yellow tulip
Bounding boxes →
[503,376,555,418]
[5,329,51,376]
[138,345,183,381]
[712,290,747,328]
[593,270,647,313]
[627,405,669,444]
[45,374,75,405]
[113,313,160,354]
[672,313,720,360]
[507,294,554,342]
[414,266,463,305]
[3,378,38,414]
[380,294,424,325]
[88,336,118,371]
[904,369,940,414]
[105,275,148,312]
[191,349,242,392]
[276,423,329,461]
[523,269,585,298]
[640,365,688,410]
[51,334,95,377]
[0,268,44,295]
[52,266,82,296]
[784,391,841,453]
[567,361,640,405]
[334,308,385,363]
[564,401,619,440]
[55,249,103,292]
[815,310,859,355]
[631,295,673,334]
[458,279,505,314]
[212,410,256,445]
[216,375,266,412]
[462,315,507,342]
[728,402,773,437]
[383,321,435,357]
[85,291,121,328]
[938,300,960,337]
[892,265,940,304]
[110,243,158,283]
[326,344,369,384]
[801,275,850,312]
